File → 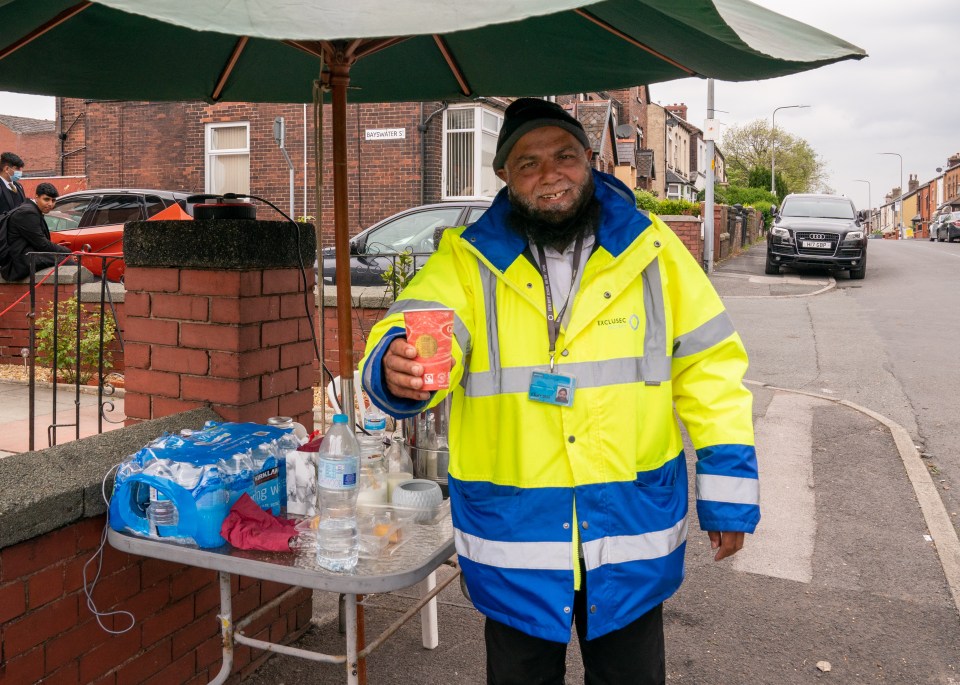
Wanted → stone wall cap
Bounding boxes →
[0,407,220,550]
[125,220,316,270]
[658,215,703,222]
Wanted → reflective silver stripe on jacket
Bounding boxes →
[673,311,736,358]
[462,258,670,397]
[386,298,472,355]
[454,528,572,571]
[464,357,671,396]
[696,473,760,505]
[581,517,688,571]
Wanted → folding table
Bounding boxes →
[108,515,457,685]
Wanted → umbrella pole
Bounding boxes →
[329,61,358,431]
[329,57,368,685]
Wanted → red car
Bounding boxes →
[45,189,197,282]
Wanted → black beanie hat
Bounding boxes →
[493,98,591,171]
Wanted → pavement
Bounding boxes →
[0,377,125,457]
[4,242,960,683]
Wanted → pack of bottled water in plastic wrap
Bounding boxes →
[108,419,305,548]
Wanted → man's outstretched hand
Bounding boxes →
[708,531,745,561]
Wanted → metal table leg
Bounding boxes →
[417,571,439,649]
[209,572,235,685]
[344,593,359,685]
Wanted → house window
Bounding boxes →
[205,123,250,195]
[443,107,504,199]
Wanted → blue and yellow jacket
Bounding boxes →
[361,171,759,642]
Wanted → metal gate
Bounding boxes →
[24,253,125,451]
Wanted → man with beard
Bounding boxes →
[361,98,759,684]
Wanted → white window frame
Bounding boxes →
[441,106,504,200]
[204,121,250,195]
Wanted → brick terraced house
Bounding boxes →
[56,88,679,247]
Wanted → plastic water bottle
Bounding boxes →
[145,459,179,533]
[363,405,387,436]
[316,414,360,571]
[268,416,309,442]
[268,416,307,515]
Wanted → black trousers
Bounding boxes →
[484,575,665,685]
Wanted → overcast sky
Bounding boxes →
[1,1,956,212]
[650,0,959,211]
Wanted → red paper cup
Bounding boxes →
[404,308,454,390]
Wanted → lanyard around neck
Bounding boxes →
[536,232,585,371]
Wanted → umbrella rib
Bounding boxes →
[0,1,92,61]
[352,37,412,60]
[284,40,328,60]
[211,36,250,102]
[432,35,471,96]
[574,8,697,76]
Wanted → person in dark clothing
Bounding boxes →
[0,151,26,215]
[0,182,73,281]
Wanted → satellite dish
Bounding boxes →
[615,124,634,138]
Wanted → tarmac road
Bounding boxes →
[246,243,960,684]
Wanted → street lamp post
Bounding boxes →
[770,104,810,196]
[852,178,871,232]
[878,152,903,238]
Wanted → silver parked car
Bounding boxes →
[935,211,960,242]
[320,201,491,286]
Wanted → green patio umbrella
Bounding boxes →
[0,0,865,426]
[0,0,864,103]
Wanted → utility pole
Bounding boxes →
[703,79,716,274]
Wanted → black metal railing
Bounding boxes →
[25,252,125,451]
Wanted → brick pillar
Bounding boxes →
[121,219,317,430]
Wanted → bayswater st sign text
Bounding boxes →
[365,128,406,140]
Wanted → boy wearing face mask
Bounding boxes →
[0,152,26,215]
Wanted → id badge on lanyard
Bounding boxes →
[528,235,584,408]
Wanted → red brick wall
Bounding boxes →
[321,300,386,379]
[57,98,437,249]
[0,515,311,684]
[122,267,315,429]
[0,125,57,176]
[58,99,86,178]
[661,216,704,263]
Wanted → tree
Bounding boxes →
[747,166,788,198]
[721,119,829,194]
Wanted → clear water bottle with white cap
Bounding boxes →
[316,414,360,571]
[362,404,387,437]
[146,459,179,531]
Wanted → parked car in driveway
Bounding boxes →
[320,201,491,287]
[935,211,960,242]
[766,193,868,279]
[45,189,198,281]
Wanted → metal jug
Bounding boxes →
[401,395,451,488]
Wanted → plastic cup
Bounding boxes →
[404,308,454,390]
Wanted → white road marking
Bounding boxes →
[733,393,819,583]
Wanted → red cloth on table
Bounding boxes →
[220,493,297,552]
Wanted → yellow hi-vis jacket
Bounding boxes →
[361,171,759,643]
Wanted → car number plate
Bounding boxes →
[802,240,831,249]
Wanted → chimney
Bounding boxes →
[948,153,960,169]
[908,174,919,193]
[665,103,688,121]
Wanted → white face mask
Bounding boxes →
[12,170,22,181]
